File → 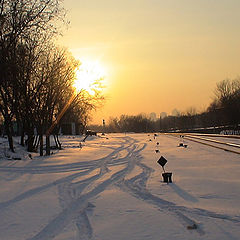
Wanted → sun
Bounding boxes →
[73,59,106,94]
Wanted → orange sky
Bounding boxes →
[59,0,240,124]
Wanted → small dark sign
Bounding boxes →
[157,156,167,167]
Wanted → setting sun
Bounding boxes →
[73,59,106,94]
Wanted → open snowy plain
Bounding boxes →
[0,133,239,240]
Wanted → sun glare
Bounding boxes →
[73,59,106,94]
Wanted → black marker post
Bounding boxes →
[157,156,172,183]
[157,156,167,172]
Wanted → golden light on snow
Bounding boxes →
[73,59,107,94]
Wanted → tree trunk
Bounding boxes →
[56,134,62,150]
[5,122,14,152]
[46,135,50,155]
[20,122,26,146]
[20,131,25,146]
[53,134,58,149]
[53,134,62,149]
[40,134,43,156]
[26,127,35,152]
[33,135,40,149]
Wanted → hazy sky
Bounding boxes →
[59,0,240,124]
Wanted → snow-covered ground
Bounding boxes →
[0,133,240,240]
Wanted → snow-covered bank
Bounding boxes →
[0,134,239,240]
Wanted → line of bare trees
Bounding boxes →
[101,78,240,133]
[0,0,104,155]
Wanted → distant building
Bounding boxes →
[160,112,167,119]
[60,122,85,135]
[149,112,157,121]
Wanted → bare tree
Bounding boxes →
[39,47,78,155]
[0,0,66,151]
[213,78,240,126]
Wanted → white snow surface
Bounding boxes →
[0,133,240,240]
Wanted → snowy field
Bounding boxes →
[0,133,240,240]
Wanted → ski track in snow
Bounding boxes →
[0,135,239,239]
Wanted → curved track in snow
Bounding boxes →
[0,135,239,239]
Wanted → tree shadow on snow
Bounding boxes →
[169,183,198,203]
